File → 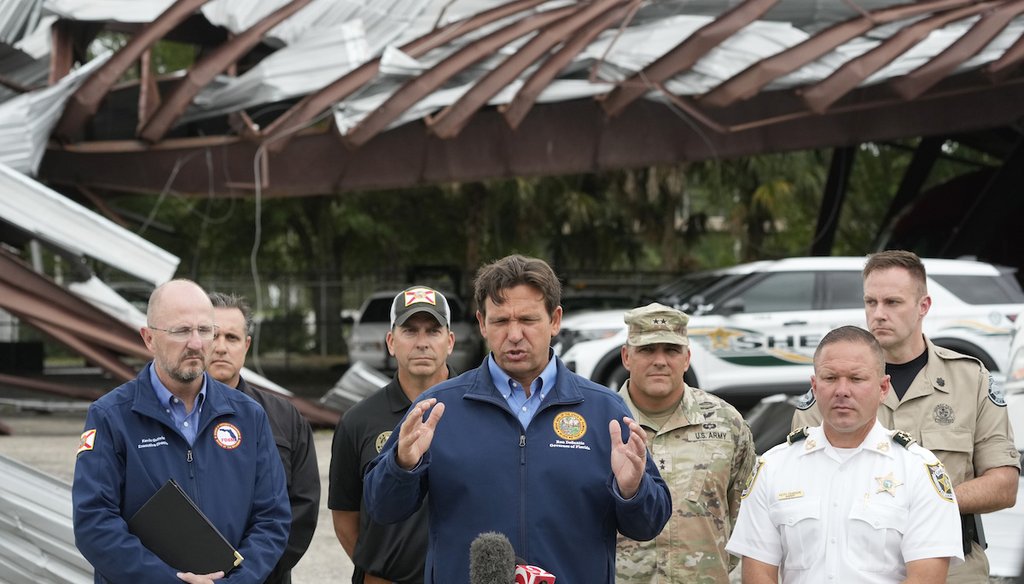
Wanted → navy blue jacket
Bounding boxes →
[72,364,290,583]
[364,357,671,584]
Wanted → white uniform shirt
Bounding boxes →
[726,421,964,584]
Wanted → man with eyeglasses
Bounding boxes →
[73,279,290,584]
[208,292,320,584]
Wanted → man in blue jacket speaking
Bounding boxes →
[72,279,290,583]
[364,255,672,583]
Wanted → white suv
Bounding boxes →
[558,257,1024,409]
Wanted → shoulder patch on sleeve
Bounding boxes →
[926,461,955,502]
[77,429,96,455]
[988,375,1007,407]
[741,457,765,500]
[787,426,809,444]
[793,388,815,411]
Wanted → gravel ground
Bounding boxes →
[0,407,353,583]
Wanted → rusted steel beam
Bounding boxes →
[600,0,778,118]
[39,73,1024,197]
[889,0,1024,100]
[800,2,998,114]
[501,2,634,130]
[259,0,553,150]
[985,28,1024,79]
[137,48,161,133]
[428,0,627,139]
[700,0,977,108]
[54,0,211,142]
[0,373,105,402]
[344,5,576,148]
[49,19,75,84]
[28,318,141,382]
[138,0,314,143]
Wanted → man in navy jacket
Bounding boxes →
[365,255,671,583]
[72,279,290,584]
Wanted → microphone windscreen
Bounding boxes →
[469,531,516,584]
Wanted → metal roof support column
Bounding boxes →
[137,0,314,143]
[810,145,856,256]
[871,136,945,250]
[53,0,211,142]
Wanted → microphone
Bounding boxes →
[469,532,516,584]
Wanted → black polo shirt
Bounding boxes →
[329,377,430,583]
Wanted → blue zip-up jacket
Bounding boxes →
[72,364,290,583]
[364,357,672,584]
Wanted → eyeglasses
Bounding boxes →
[147,325,218,341]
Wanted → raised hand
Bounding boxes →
[609,417,647,499]
[176,570,224,583]
[397,398,446,470]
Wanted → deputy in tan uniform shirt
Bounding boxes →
[792,250,1019,584]
[616,303,755,584]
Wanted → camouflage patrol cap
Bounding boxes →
[623,302,689,347]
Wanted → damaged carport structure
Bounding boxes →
[3,0,1024,418]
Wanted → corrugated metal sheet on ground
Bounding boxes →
[0,453,91,584]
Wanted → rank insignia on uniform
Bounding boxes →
[77,429,96,455]
[876,441,890,452]
[926,462,955,502]
[787,427,809,444]
[988,375,1007,407]
[375,431,392,453]
[741,458,764,500]
[936,377,945,387]
[933,403,955,425]
[891,430,916,448]
[804,439,816,450]
[553,411,587,441]
[875,472,903,497]
[213,422,242,450]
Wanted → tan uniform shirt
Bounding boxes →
[616,381,755,584]
[791,337,1020,583]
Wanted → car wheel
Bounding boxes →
[931,338,998,371]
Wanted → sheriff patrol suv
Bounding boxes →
[557,256,1024,409]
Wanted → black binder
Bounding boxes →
[127,479,243,574]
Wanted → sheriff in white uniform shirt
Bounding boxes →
[726,326,963,584]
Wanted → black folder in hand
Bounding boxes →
[128,479,243,574]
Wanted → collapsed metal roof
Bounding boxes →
[11,0,1021,198]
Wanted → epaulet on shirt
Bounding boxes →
[932,344,984,367]
[890,429,916,449]
[787,427,809,444]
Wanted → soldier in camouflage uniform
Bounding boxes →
[615,303,756,584]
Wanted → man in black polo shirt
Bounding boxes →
[207,292,320,584]
[330,286,457,583]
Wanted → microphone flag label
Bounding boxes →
[515,565,555,584]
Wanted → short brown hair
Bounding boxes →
[473,254,561,317]
[863,250,927,297]
[814,325,884,375]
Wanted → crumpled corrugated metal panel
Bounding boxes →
[0,0,42,44]
[327,8,1024,138]
[185,0,433,120]
[0,53,107,174]
[42,0,174,23]
[0,453,92,584]
[0,161,179,285]
[0,45,48,103]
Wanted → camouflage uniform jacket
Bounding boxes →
[616,381,756,584]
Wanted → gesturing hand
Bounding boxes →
[397,398,445,470]
[609,417,648,499]
[176,570,224,583]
